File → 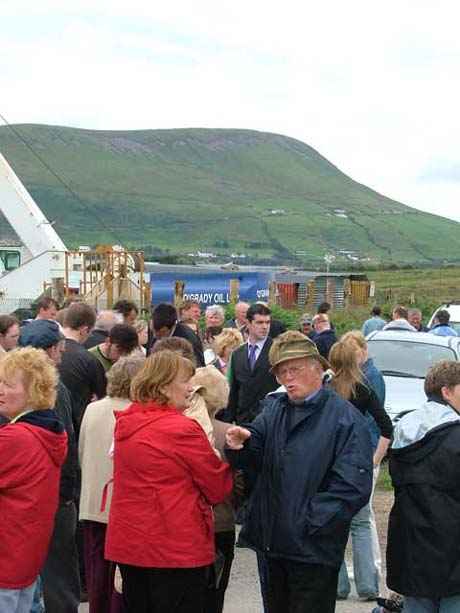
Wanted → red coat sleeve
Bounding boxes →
[176,419,233,505]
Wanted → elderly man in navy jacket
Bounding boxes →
[226,331,373,613]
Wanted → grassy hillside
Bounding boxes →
[0,124,459,265]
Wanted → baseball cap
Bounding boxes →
[19,320,65,350]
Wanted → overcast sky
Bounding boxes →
[2,1,460,222]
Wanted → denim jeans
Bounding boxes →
[0,580,37,613]
[371,464,381,576]
[30,576,45,613]
[337,466,380,599]
[337,501,379,598]
[405,595,460,612]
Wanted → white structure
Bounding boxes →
[0,153,68,310]
[0,154,67,256]
[0,154,148,313]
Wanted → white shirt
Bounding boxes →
[247,336,268,363]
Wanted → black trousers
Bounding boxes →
[42,501,81,613]
[267,558,339,613]
[204,530,235,613]
[119,564,210,613]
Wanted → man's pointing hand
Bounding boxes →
[226,426,251,450]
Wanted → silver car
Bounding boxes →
[367,330,460,422]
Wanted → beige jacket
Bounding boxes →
[184,394,215,448]
[187,365,230,455]
[191,365,229,415]
[79,396,130,524]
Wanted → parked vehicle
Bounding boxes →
[367,330,460,422]
[428,303,460,334]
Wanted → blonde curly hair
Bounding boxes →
[213,328,244,358]
[0,347,58,410]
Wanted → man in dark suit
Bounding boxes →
[255,301,286,339]
[227,303,278,424]
[149,303,205,367]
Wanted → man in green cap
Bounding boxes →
[226,331,373,613]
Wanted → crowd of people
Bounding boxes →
[0,295,459,613]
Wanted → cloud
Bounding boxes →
[1,1,460,222]
[419,162,460,184]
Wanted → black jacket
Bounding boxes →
[58,339,107,437]
[227,338,278,424]
[269,319,286,339]
[174,323,205,367]
[83,329,109,350]
[313,329,337,360]
[387,404,460,598]
[55,381,78,502]
[227,389,373,568]
[348,382,393,439]
[148,323,205,367]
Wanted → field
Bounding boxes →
[337,266,460,332]
[370,266,460,310]
[330,265,455,325]
[1,124,460,265]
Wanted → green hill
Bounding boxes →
[0,123,458,265]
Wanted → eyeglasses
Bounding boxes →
[276,364,307,379]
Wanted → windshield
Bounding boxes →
[368,340,457,378]
[449,321,460,334]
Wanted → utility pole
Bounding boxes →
[324,253,335,276]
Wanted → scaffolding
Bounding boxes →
[63,247,149,310]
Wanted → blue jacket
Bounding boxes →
[362,358,386,449]
[228,388,373,568]
[430,323,458,337]
[362,316,386,337]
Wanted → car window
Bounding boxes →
[368,340,457,378]
[449,322,460,334]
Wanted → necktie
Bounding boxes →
[248,344,257,370]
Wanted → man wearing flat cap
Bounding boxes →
[226,331,373,613]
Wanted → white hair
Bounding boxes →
[95,310,123,332]
[205,305,225,319]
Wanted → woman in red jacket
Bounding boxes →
[0,347,67,612]
[105,350,233,613]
